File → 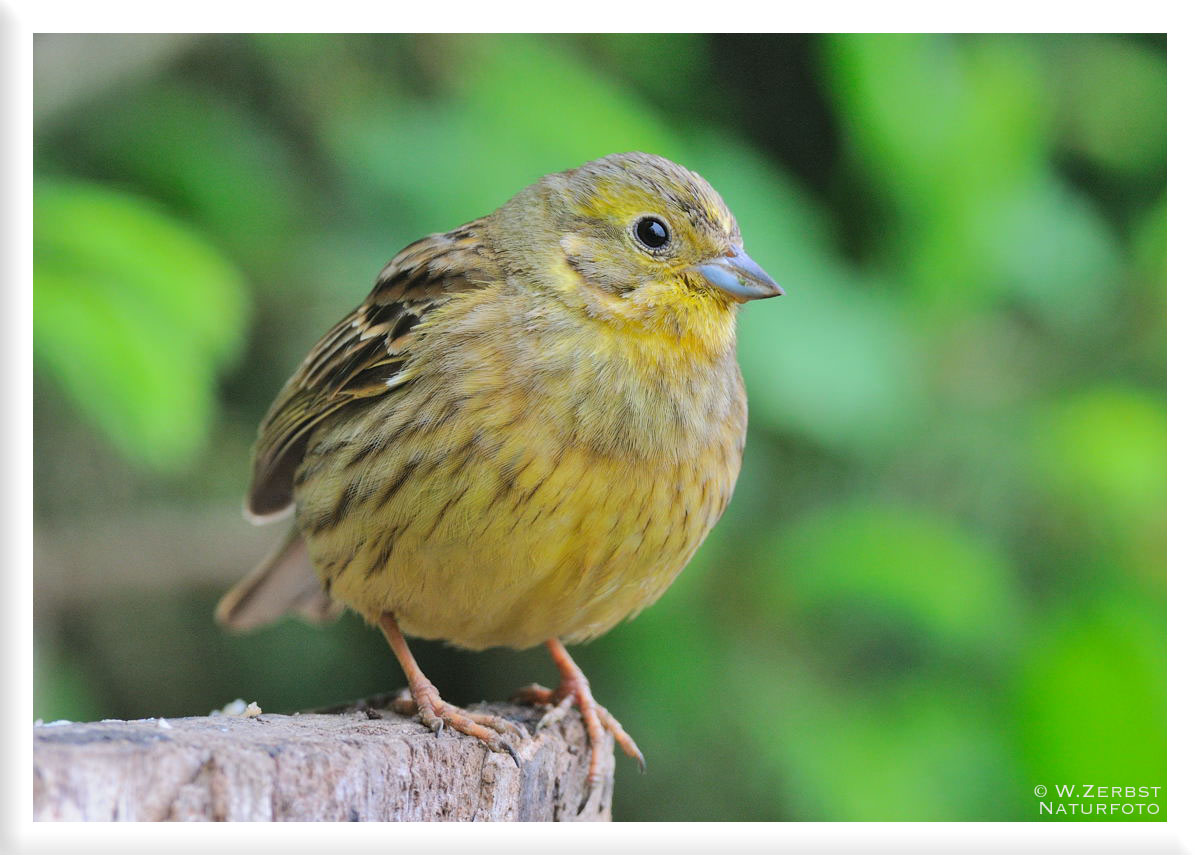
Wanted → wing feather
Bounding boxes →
[245,220,497,520]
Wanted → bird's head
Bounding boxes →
[492,152,782,351]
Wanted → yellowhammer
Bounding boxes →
[217,151,782,791]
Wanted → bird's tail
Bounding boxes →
[215,527,342,631]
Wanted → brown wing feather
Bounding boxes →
[245,220,498,520]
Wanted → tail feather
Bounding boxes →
[216,528,342,631]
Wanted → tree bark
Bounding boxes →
[32,695,613,821]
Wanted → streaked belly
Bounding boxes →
[295,408,741,650]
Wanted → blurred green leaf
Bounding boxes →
[734,646,1019,820]
[579,34,710,111]
[1132,197,1167,371]
[739,279,925,456]
[461,36,682,163]
[763,504,1021,651]
[985,174,1121,333]
[825,35,1045,218]
[1032,386,1166,531]
[825,34,1065,314]
[1134,197,1167,293]
[745,285,925,454]
[34,180,248,470]
[1030,386,1166,588]
[1015,602,1166,815]
[1050,36,1167,177]
[76,82,308,267]
[326,35,685,234]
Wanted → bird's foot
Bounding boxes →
[513,669,645,809]
[391,687,527,767]
[378,614,526,767]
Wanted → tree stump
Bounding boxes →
[32,695,614,821]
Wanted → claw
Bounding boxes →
[576,775,607,815]
[501,740,522,768]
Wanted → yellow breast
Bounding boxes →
[292,286,747,649]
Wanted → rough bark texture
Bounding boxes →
[32,696,614,821]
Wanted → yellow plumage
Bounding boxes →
[297,282,746,649]
[217,152,781,783]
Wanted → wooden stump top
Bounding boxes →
[33,697,614,821]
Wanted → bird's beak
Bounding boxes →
[691,247,784,302]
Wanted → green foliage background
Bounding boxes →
[32,34,1166,821]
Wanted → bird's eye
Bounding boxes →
[634,216,670,250]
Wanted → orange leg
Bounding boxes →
[380,612,525,765]
[513,638,645,794]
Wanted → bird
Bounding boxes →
[216,151,782,793]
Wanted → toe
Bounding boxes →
[511,683,555,705]
[533,694,575,733]
[464,707,530,740]
[594,703,644,769]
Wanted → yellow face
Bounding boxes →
[549,152,782,306]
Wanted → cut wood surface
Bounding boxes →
[33,694,614,821]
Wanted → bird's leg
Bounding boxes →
[379,612,525,765]
[513,638,645,792]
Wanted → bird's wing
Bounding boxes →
[245,220,498,520]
